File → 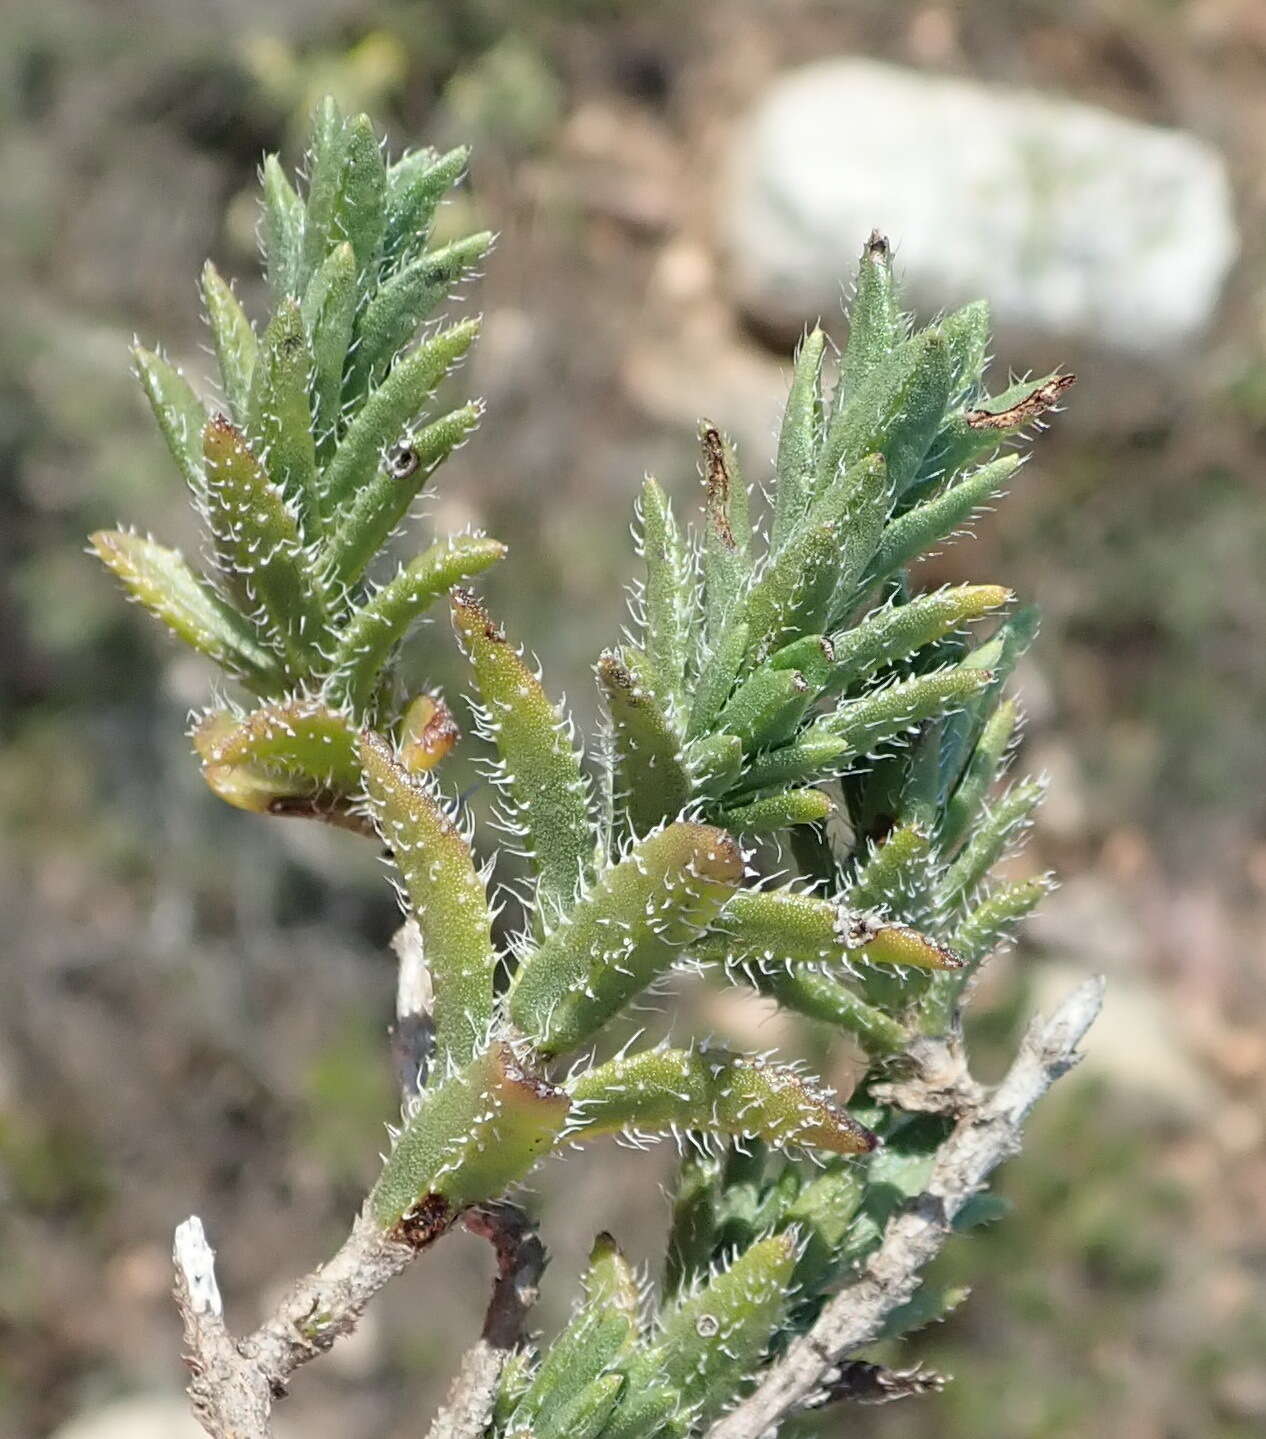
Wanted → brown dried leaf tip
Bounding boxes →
[965,373,1076,431]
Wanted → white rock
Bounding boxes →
[725,59,1237,353]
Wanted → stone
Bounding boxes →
[725,59,1238,354]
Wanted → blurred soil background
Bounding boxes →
[2,2,1266,1436]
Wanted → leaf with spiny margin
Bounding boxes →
[701,889,963,972]
[824,584,1011,697]
[770,327,826,549]
[598,649,692,839]
[940,697,1017,849]
[90,531,278,689]
[320,316,480,523]
[941,299,991,400]
[329,113,388,278]
[738,963,906,1055]
[687,732,744,797]
[921,874,1052,1034]
[132,346,207,499]
[299,97,347,280]
[194,698,360,792]
[598,1385,683,1439]
[939,776,1045,910]
[200,416,328,670]
[785,1164,866,1298]
[246,298,320,535]
[383,146,469,269]
[323,401,482,587]
[642,1233,797,1425]
[637,476,689,714]
[848,822,935,916]
[665,1150,723,1298]
[688,620,749,741]
[493,1351,535,1431]
[453,591,593,921]
[819,328,950,501]
[369,1040,569,1227]
[200,262,257,425]
[566,1048,876,1156]
[865,452,1022,584]
[529,1373,624,1439]
[732,732,850,796]
[508,1237,637,1438]
[699,423,750,648]
[877,1283,970,1341]
[347,231,493,402]
[939,604,1038,792]
[360,733,497,1071]
[743,453,889,653]
[302,241,358,462]
[814,664,992,759]
[716,666,812,754]
[509,823,744,1056]
[765,634,835,690]
[714,788,830,836]
[260,154,305,301]
[322,536,506,712]
[837,232,903,408]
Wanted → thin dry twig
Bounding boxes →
[425,1203,547,1439]
[706,975,1104,1439]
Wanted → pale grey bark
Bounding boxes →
[706,975,1105,1439]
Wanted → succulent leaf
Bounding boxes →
[509,823,744,1056]
[637,476,690,714]
[598,649,693,839]
[132,346,207,500]
[201,261,258,425]
[770,326,826,549]
[360,732,497,1070]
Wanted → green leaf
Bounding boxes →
[322,536,506,713]
[837,231,903,405]
[847,822,934,915]
[360,732,497,1070]
[599,1385,683,1439]
[598,649,693,839]
[320,316,480,523]
[785,1165,866,1297]
[201,415,328,671]
[300,97,348,279]
[878,1282,970,1340]
[742,453,889,652]
[764,633,835,690]
[940,697,1017,849]
[665,1150,723,1298]
[452,591,594,921]
[939,776,1045,910]
[701,889,963,971]
[247,299,320,536]
[644,1233,797,1424]
[302,241,359,461]
[941,299,991,399]
[815,664,993,760]
[260,153,305,301]
[739,964,906,1055]
[825,584,1012,697]
[687,732,744,797]
[347,231,493,402]
[384,145,470,269]
[90,531,277,688]
[770,326,826,549]
[329,112,388,278]
[865,453,1022,584]
[819,327,950,500]
[370,1040,569,1227]
[567,1047,876,1156]
[714,788,831,836]
[194,698,360,792]
[530,1373,624,1439]
[509,822,744,1056]
[637,476,690,715]
[731,732,850,795]
[716,666,812,754]
[132,346,207,499]
[934,372,1075,478]
[323,401,482,587]
[200,262,257,425]
[688,620,749,741]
